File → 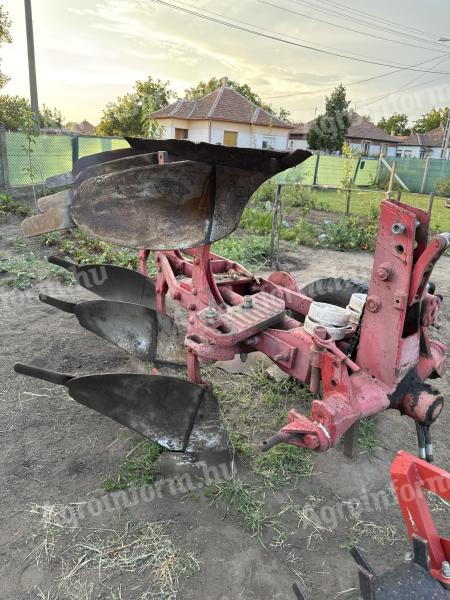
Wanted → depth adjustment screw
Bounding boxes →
[391,222,406,235]
[243,295,253,309]
[442,561,450,578]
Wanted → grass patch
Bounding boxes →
[40,229,149,272]
[214,366,316,487]
[29,505,198,600]
[206,478,286,545]
[0,246,71,289]
[358,417,383,455]
[342,519,403,549]
[212,232,270,268]
[0,192,31,217]
[103,439,163,491]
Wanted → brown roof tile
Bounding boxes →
[154,85,293,128]
[398,125,444,147]
[289,112,399,143]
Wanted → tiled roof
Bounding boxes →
[154,86,293,129]
[290,112,399,143]
[398,125,444,147]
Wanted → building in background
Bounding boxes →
[153,78,293,150]
[65,120,96,135]
[289,112,399,157]
[397,125,450,159]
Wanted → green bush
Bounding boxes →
[240,207,273,234]
[212,233,270,267]
[0,193,31,217]
[435,176,450,197]
[323,215,377,251]
[251,180,276,204]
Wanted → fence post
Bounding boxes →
[352,156,361,186]
[270,184,282,268]
[420,156,431,194]
[345,188,351,214]
[396,190,402,202]
[427,192,435,214]
[71,134,79,167]
[376,153,384,186]
[387,160,396,199]
[0,123,10,190]
[312,153,320,186]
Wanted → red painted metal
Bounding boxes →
[391,451,450,585]
[140,197,449,453]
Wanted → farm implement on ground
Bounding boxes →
[15,138,449,460]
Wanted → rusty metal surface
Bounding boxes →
[72,147,146,177]
[21,205,76,237]
[74,152,159,186]
[125,136,311,173]
[38,189,73,213]
[71,160,214,249]
[47,256,156,309]
[39,294,160,361]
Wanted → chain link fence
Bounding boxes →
[0,130,129,188]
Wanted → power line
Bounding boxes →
[286,0,448,51]
[359,54,450,108]
[312,0,447,42]
[149,0,450,74]
[264,54,450,99]
[255,0,448,54]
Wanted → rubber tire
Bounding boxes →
[300,277,368,308]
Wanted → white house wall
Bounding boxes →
[155,117,290,149]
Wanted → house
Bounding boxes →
[289,111,399,157]
[153,78,293,150]
[396,125,449,159]
[65,120,96,135]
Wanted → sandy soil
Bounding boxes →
[1,216,450,600]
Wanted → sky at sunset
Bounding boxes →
[2,0,450,125]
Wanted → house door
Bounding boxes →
[223,131,238,146]
[175,128,188,140]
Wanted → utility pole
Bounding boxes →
[441,109,450,159]
[24,0,40,129]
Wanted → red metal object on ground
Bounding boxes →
[144,198,449,454]
[391,451,450,587]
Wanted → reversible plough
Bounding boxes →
[13,138,450,597]
[16,138,449,458]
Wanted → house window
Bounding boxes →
[404,150,412,158]
[262,135,276,150]
[223,131,238,146]
[175,128,188,140]
[380,143,388,156]
[361,140,371,156]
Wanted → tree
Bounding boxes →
[307,84,351,152]
[0,95,64,130]
[377,113,410,136]
[40,105,64,129]
[97,76,175,137]
[184,77,290,122]
[413,107,449,133]
[0,5,11,89]
[0,95,32,130]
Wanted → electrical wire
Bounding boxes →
[149,0,450,74]
[286,0,448,50]
[255,0,448,54]
[264,54,450,99]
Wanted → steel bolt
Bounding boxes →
[366,295,381,313]
[188,303,197,311]
[442,561,450,578]
[376,265,393,281]
[243,295,253,309]
[173,291,181,300]
[392,222,406,235]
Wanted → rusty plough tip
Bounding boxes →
[22,139,311,248]
[14,363,227,452]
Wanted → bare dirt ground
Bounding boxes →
[1,215,450,600]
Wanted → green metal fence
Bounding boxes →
[3,131,129,187]
[384,156,450,194]
[274,154,378,187]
